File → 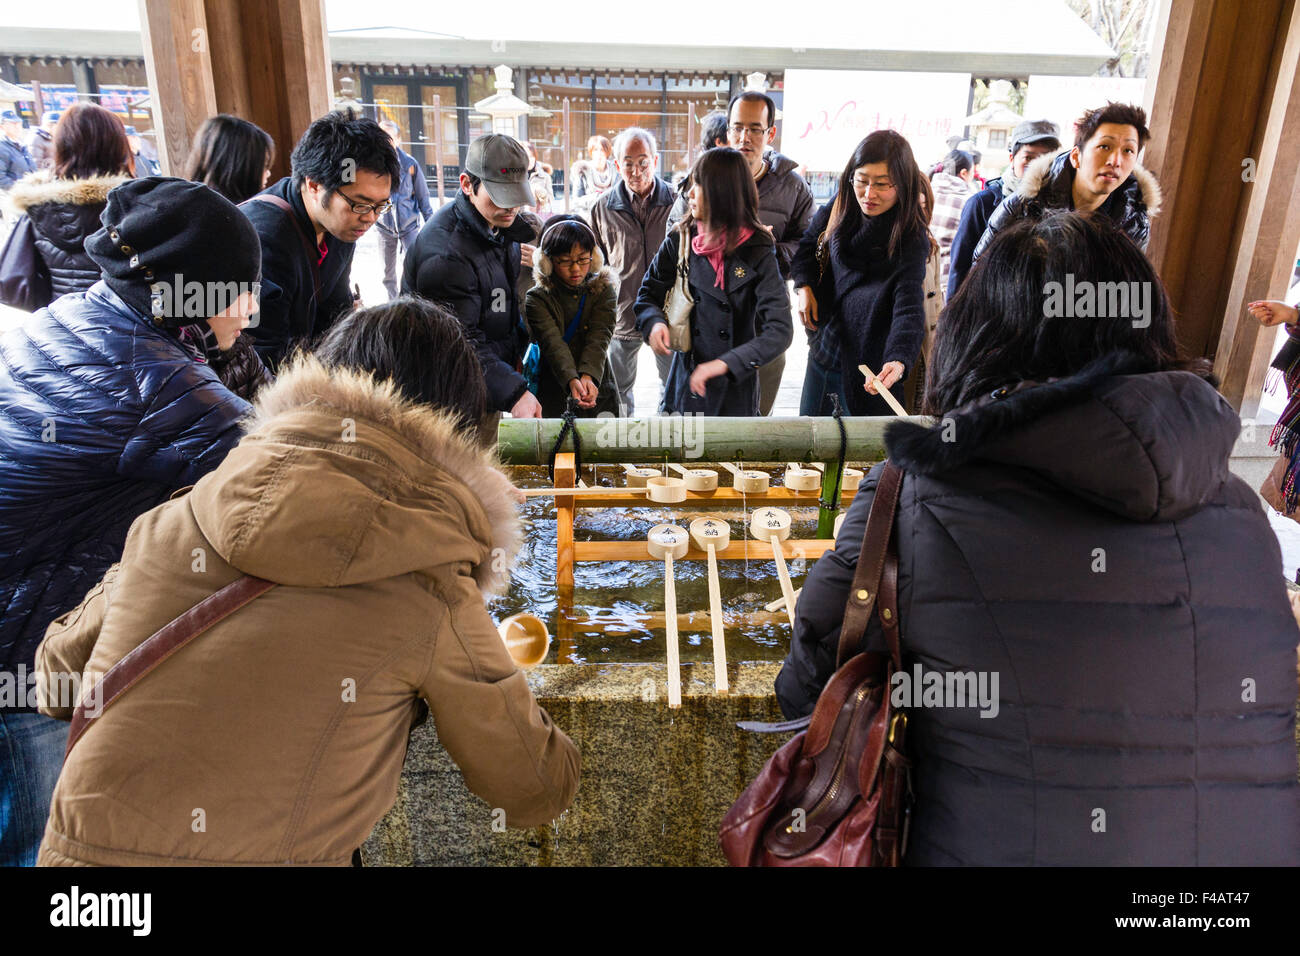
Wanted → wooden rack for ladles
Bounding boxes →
[548,452,861,661]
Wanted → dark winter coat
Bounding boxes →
[775,353,1300,865]
[588,177,677,340]
[240,177,357,371]
[26,129,53,172]
[402,190,535,413]
[0,282,249,711]
[945,176,1003,298]
[634,224,792,415]
[670,150,814,278]
[973,151,1161,262]
[376,147,433,237]
[0,171,132,311]
[0,137,34,190]
[791,202,928,416]
[524,262,619,418]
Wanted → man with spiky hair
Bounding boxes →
[242,108,400,369]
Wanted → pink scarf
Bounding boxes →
[692,225,754,289]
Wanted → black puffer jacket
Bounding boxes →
[776,353,1300,865]
[973,151,1160,261]
[0,170,131,311]
[402,191,537,412]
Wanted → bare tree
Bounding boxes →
[1067,0,1160,76]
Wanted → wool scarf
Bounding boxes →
[692,225,754,289]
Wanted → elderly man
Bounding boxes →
[670,91,814,415]
[0,111,34,190]
[588,127,677,416]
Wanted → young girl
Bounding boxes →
[792,130,933,416]
[525,215,619,418]
[634,147,793,415]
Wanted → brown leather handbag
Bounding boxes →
[719,461,913,866]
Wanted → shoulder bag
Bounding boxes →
[719,461,913,866]
[662,222,694,353]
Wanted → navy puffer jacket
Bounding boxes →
[776,353,1300,865]
[0,282,249,708]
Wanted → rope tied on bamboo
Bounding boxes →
[547,398,584,481]
[819,392,849,511]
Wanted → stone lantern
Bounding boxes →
[474,64,532,138]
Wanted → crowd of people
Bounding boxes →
[0,88,1296,868]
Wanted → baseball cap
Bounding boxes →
[0,110,20,123]
[465,134,533,209]
[1010,119,1062,152]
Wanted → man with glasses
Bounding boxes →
[242,109,400,369]
[588,128,676,415]
[670,91,813,415]
[403,133,544,423]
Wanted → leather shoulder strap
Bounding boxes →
[242,194,322,302]
[836,461,903,669]
[65,575,277,759]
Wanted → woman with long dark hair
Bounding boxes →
[777,212,1300,865]
[0,102,133,311]
[634,147,792,415]
[791,130,933,416]
[184,113,275,205]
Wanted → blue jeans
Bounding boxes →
[800,355,850,416]
[0,711,66,866]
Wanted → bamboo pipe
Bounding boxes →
[497,417,893,465]
[750,507,797,626]
[689,517,731,694]
[858,364,910,418]
[647,524,689,708]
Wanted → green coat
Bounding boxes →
[524,266,618,417]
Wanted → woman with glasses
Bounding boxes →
[791,129,933,416]
[525,215,618,417]
[635,147,793,416]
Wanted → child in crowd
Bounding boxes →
[525,215,618,417]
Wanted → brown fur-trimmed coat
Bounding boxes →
[34,356,579,865]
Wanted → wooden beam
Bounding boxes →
[573,540,834,563]
[1213,0,1300,416]
[138,0,217,175]
[1143,0,1300,413]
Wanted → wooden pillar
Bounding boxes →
[138,0,217,175]
[1142,0,1300,414]
[139,0,332,182]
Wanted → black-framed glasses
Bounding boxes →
[729,124,771,139]
[553,255,594,269]
[335,185,393,217]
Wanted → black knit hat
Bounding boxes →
[86,176,262,327]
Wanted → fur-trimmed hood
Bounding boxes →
[187,355,522,595]
[3,168,131,216]
[884,352,1235,522]
[1017,149,1162,219]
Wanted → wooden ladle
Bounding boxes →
[647,523,689,708]
[749,507,798,626]
[689,517,731,695]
